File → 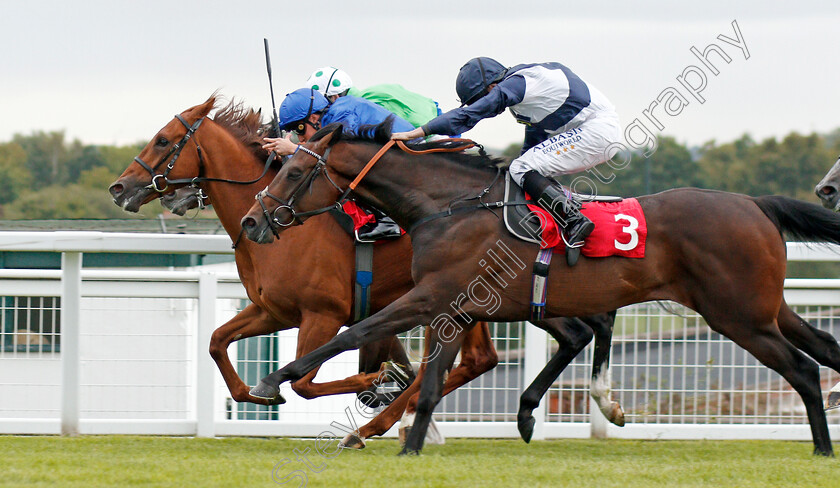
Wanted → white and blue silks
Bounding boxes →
[423,63,621,186]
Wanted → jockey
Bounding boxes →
[306,66,441,129]
[262,87,415,154]
[392,57,621,265]
[262,88,416,240]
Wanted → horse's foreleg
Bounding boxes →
[251,286,441,403]
[209,303,293,405]
[401,322,498,435]
[400,327,467,456]
[516,316,594,442]
[340,331,434,450]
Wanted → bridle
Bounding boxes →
[132,113,278,195]
[253,138,483,237]
[254,144,343,235]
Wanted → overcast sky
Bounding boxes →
[2,1,839,151]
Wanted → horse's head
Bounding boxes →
[109,96,216,212]
[240,123,348,244]
[815,155,840,211]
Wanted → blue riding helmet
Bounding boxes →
[455,57,508,106]
[279,88,330,131]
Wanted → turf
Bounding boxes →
[0,436,838,487]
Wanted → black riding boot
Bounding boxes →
[522,170,594,266]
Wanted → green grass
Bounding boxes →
[0,436,837,487]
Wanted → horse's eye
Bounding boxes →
[156,137,169,147]
[287,169,302,181]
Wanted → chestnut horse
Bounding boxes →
[241,120,840,456]
[108,96,622,446]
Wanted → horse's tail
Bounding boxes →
[754,195,840,245]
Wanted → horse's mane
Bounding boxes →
[310,117,503,171]
[210,98,277,165]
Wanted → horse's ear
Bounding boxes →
[316,123,345,148]
[196,95,217,118]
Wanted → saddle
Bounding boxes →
[503,172,622,246]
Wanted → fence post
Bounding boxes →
[196,272,217,437]
[60,251,82,436]
[523,322,548,440]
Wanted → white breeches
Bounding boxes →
[508,112,621,186]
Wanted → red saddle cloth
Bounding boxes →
[527,198,647,258]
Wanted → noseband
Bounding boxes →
[133,115,205,193]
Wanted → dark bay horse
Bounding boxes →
[241,121,840,456]
[107,96,622,446]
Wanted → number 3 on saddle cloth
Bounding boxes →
[528,198,648,257]
[503,175,648,320]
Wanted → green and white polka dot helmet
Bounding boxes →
[306,67,353,97]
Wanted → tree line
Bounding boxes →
[1,128,838,220]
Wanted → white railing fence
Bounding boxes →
[0,233,839,441]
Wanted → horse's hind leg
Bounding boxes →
[584,310,624,427]
[776,301,840,408]
[709,317,833,456]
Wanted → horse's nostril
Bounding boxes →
[109,183,124,197]
[819,186,836,196]
[241,217,256,229]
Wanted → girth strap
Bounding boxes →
[353,242,374,322]
[530,248,554,321]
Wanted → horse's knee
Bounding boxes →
[208,329,229,359]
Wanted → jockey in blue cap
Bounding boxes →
[392,57,621,266]
[263,87,415,156]
[262,88,416,240]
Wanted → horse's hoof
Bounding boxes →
[249,381,286,405]
[517,416,535,443]
[609,402,626,427]
[826,390,840,411]
[339,433,366,450]
[398,447,421,456]
[813,446,834,457]
[384,361,411,385]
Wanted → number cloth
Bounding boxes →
[527,198,647,258]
